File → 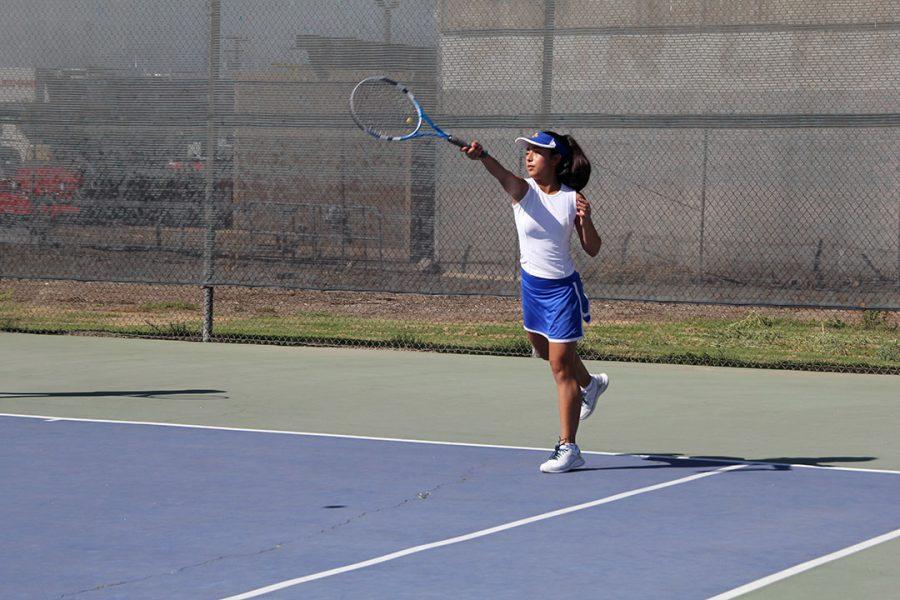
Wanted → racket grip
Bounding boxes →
[447,136,489,158]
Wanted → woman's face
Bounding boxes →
[524,145,560,180]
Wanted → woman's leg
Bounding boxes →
[527,331,549,360]
[548,341,582,443]
[573,354,591,388]
[528,332,591,388]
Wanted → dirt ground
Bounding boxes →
[2,279,895,326]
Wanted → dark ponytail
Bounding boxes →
[545,131,591,192]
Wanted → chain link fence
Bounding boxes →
[0,1,897,373]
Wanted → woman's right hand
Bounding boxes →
[460,140,485,160]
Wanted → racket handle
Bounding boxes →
[447,136,489,158]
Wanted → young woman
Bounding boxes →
[462,131,609,473]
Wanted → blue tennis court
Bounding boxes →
[3,413,898,600]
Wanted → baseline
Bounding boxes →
[1,412,898,475]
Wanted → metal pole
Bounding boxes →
[540,0,556,127]
[203,0,221,342]
[698,128,709,278]
[374,1,399,44]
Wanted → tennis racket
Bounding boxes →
[349,75,487,156]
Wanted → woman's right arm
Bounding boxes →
[461,140,528,202]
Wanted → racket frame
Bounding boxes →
[350,76,474,151]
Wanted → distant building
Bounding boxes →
[232,35,437,263]
[21,68,233,170]
[0,68,36,164]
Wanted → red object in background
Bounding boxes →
[0,189,80,217]
[15,166,83,199]
[0,167,82,217]
[167,160,205,173]
[0,190,32,215]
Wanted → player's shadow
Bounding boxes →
[0,389,229,400]
[571,452,879,473]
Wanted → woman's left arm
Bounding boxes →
[575,193,602,257]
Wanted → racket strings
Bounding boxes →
[351,80,419,138]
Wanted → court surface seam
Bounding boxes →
[1,412,898,475]
[707,527,900,599]
[219,464,747,599]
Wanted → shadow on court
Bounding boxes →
[0,389,228,400]
[612,453,879,471]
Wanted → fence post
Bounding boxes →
[202,0,221,342]
[698,128,709,278]
[539,0,555,128]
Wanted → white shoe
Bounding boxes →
[540,442,585,473]
[580,373,609,421]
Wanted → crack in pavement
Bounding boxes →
[318,466,478,535]
[57,541,288,599]
[56,468,477,598]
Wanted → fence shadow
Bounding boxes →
[0,389,228,400]
[573,452,879,473]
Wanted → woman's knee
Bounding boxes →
[549,356,576,380]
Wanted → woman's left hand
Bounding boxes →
[575,193,592,225]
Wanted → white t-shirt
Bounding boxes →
[512,178,577,279]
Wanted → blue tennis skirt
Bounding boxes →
[521,269,591,343]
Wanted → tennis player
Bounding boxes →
[461,131,609,473]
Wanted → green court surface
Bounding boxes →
[1,331,898,599]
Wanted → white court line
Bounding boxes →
[1,412,899,475]
[707,527,900,599]
[4,412,898,595]
[221,464,746,600]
